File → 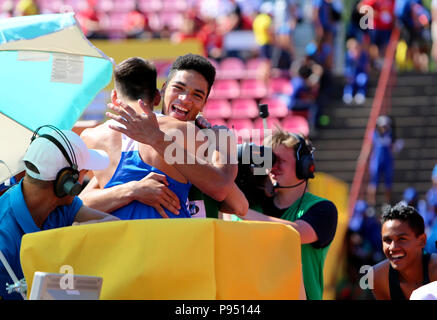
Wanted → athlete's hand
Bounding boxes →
[128,172,181,218]
[106,97,163,148]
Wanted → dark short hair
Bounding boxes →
[114,57,157,103]
[381,202,425,236]
[167,54,216,95]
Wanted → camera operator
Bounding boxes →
[240,128,338,300]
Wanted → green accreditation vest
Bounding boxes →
[188,186,220,218]
[282,192,330,300]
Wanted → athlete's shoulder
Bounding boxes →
[372,259,390,300]
[81,120,121,150]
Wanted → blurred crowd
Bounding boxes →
[2,0,436,130]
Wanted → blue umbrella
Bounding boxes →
[0,13,113,183]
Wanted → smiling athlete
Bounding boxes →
[372,203,437,299]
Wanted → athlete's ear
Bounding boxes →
[111,89,118,104]
[160,81,167,96]
[153,89,161,106]
[418,233,427,248]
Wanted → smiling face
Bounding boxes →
[382,219,426,272]
[161,69,209,122]
[269,145,299,186]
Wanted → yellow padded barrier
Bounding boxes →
[21,219,302,300]
[308,172,350,300]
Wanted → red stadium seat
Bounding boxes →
[268,78,293,95]
[113,0,136,13]
[64,0,82,11]
[230,98,259,119]
[138,0,162,13]
[208,59,220,72]
[252,117,282,141]
[245,58,268,79]
[96,0,114,12]
[154,12,184,31]
[209,79,240,99]
[259,97,288,118]
[253,117,282,131]
[218,57,246,79]
[203,99,232,119]
[105,12,128,33]
[281,115,310,137]
[161,0,188,12]
[240,79,268,99]
[209,118,228,127]
[227,119,253,143]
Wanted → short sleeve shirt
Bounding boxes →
[0,180,81,300]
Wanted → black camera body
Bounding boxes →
[235,142,276,208]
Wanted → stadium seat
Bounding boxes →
[252,117,282,141]
[209,79,240,99]
[245,58,268,79]
[240,79,268,99]
[96,0,114,12]
[64,0,82,11]
[149,11,184,31]
[138,0,162,13]
[281,115,310,137]
[259,97,288,118]
[161,0,188,12]
[230,98,259,119]
[209,118,228,127]
[218,57,246,79]
[227,119,253,143]
[38,0,64,13]
[268,78,293,96]
[253,117,282,131]
[203,99,232,119]
[105,12,128,33]
[113,0,136,13]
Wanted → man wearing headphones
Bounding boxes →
[241,129,338,300]
[0,127,119,300]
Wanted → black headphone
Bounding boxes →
[30,125,82,198]
[292,133,315,180]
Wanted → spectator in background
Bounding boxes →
[271,24,295,77]
[425,164,437,229]
[304,41,331,129]
[123,1,151,39]
[360,0,395,70]
[270,0,299,77]
[401,186,431,231]
[252,2,275,81]
[346,0,369,43]
[395,0,431,72]
[287,64,321,131]
[425,221,437,254]
[312,0,343,41]
[76,0,108,39]
[197,17,225,61]
[14,0,39,16]
[348,200,384,264]
[312,0,343,70]
[431,0,437,64]
[343,38,370,105]
[367,115,395,207]
[0,0,14,19]
[223,0,253,31]
[172,11,199,43]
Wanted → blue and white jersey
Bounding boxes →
[105,128,191,220]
